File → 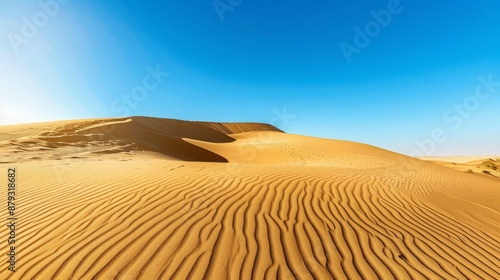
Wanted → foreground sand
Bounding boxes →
[0,117,498,279]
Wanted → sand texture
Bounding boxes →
[0,117,498,279]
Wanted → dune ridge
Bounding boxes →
[0,117,281,163]
[0,117,498,280]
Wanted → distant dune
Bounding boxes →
[419,155,500,163]
[420,156,500,181]
[0,117,498,279]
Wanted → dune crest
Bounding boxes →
[0,117,281,163]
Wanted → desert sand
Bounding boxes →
[419,156,500,181]
[0,116,498,279]
[419,156,500,164]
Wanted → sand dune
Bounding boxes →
[0,117,281,163]
[421,156,500,181]
[0,117,498,279]
[419,155,500,163]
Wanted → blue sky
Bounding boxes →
[0,0,499,155]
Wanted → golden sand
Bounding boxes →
[0,117,498,279]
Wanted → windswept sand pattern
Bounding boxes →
[0,117,498,279]
[1,161,498,280]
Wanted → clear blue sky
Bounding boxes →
[1,0,499,155]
